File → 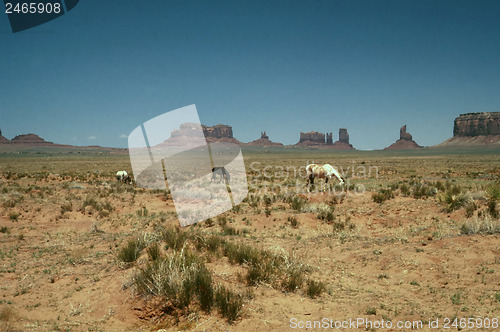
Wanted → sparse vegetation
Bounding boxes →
[1,148,500,331]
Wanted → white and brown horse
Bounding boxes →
[306,163,345,191]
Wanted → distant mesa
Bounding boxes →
[245,131,283,147]
[202,124,241,144]
[295,128,354,149]
[0,131,56,146]
[10,133,55,146]
[438,112,500,146]
[384,125,422,150]
[164,123,241,145]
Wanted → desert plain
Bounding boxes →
[0,146,499,331]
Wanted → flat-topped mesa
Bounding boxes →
[202,124,233,139]
[298,131,325,145]
[453,112,500,137]
[10,134,54,145]
[163,123,240,145]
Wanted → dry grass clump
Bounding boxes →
[460,216,500,235]
[133,248,243,323]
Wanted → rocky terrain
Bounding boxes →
[438,112,500,146]
[244,131,283,147]
[384,125,422,150]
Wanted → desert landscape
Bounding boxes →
[0,140,499,331]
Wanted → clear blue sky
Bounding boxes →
[1,0,499,149]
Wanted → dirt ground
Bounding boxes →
[0,147,499,331]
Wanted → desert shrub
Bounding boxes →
[465,201,478,218]
[0,226,8,234]
[460,216,500,235]
[288,194,306,212]
[214,285,243,324]
[439,186,471,212]
[412,183,437,199]
[372,188,394,204]
[263,194,274,206]
[331,219,355,233]
[306,279,326,299]
[146,242,161,261]
[434,181,446,192]
[288,216,299,228]
[399,183,410,196]
[486,183,499,218]
[162,227,189,250]
[281,266,304,292]
[247,194,260,208]
[81,196,101,212]
[9,212,20,221]
[134,249,213,311]
[117,238,145,263]
[246,262,276,286]
[316,205,335,222]
[224,242,261,266]
[487,200,498,219]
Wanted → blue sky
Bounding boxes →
[1,0,499,150]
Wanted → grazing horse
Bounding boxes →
[116,170,131,184]
[211,167,230,184]
[306,163,345,191]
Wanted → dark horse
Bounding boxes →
[211,167,230,184]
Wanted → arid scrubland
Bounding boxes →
[0,147,499,331]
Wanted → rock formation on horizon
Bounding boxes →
[0,129,9,143]
[0,132,56,146]
[331,128,354,149]
[295,129,354,149]
[296,131,325,145]
[384,125,422,150]
[165,123,241,145]
[245,131,283,147]
[438,112,500,146]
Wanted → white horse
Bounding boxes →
[306,163,345,191]
[116,170,131,183]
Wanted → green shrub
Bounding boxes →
[117,238,145,263]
